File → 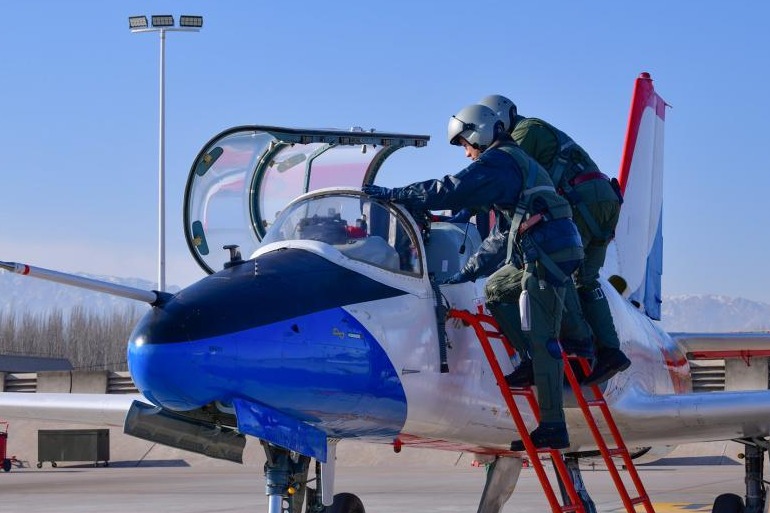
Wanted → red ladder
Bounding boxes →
[448,307,656,513]
[563,354,655,513]
[449,307,585,513]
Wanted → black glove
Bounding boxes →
[442,270,471,285]
[362,185,393,200]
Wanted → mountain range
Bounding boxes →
[2,270,769,333]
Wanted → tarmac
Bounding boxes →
[0,418,756,512]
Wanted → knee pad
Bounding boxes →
[579,286,605,303]
[546,339,563,360]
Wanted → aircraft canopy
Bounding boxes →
[184,125,429,274]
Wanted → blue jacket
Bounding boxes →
[390,142,582,283]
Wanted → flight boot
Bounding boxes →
[582,347,631,386]
[560,337,595,358]
[504,359,534,388]
[510,421,570,451]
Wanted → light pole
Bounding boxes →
[128,15,203,292]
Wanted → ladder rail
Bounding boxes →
[448,308,584,513]
[566,357,656,513]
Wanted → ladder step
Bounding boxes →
[447,308,656,513]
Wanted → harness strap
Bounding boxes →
[527,239,570,286]
[574,201,606,240]
[570,171,609,187]
[518,212,544,234]
[550,140,577,189]
[560,172,612,240]
[504,158,540,264]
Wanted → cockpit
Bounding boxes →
[261,191,421,274]
[183,125,429,274]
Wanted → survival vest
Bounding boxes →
[511,117,621,240]
[495,143,582,284]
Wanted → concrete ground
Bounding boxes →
[0,418,756,512]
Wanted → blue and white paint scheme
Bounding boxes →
[4,74,770,513]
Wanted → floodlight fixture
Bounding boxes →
[151,15,174,28]
[128,16,148,29]
[179,15,203,28]
[128,13,204,291]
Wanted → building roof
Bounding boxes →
[0,354,73,372]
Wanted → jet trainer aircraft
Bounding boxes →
[3,73,770,513]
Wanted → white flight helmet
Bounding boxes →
[479,94,517,132]
[447,104,501,150]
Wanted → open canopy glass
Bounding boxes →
[184,125,429,274]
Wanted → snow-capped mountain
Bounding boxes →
[660,294,770,332]
[0,269,168,318]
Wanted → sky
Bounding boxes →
[2,1,770,304]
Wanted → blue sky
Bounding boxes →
[2,1,770,304]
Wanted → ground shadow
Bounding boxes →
[640,455,740,466]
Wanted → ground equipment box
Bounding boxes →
[37,429,109,468]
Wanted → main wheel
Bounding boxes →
[2,458,11,472]
[325,493,365,513]
[713,493,744,513]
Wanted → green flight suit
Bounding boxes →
[510,116,622,353]
[486,263,567,423]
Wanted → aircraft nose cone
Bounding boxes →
[127,301,235,411]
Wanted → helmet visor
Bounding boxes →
[447,116,473,146]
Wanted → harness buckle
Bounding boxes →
[518,212,544,234]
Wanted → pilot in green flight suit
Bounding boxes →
[363,104,584,450]
[479,95,631,387]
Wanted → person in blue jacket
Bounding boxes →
[363,104,583,450]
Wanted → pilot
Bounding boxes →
[479,94,631,387]
[363,104,583,451]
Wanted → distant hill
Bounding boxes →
[660,294,770,332]
[0,269,161,318]
[2,269,770,333]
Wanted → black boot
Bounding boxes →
[560,337,595,358]
[504,359,534,388]
[582,347,631,386]
[510,421,570,451]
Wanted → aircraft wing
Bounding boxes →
[0,392,144,427]
[598,324,770,448]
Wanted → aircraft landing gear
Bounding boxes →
[306,489,364,513]
[713,438,768,513]
[262,442,311,513]
[556,455,597,513]
[261,441,366,513]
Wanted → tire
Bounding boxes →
[713,493,744,513]
[36,462,42,469]
[325,493,365,513]
[2,458,11,472]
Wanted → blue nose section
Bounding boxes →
[128,248,409,437]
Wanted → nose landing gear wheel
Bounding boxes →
[324,493,365,513]
[712,493,744,513]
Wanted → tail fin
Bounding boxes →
[602,72,669,320]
